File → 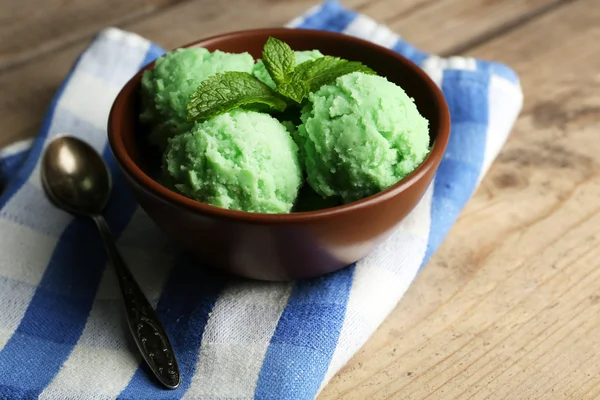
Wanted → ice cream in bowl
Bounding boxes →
[108,28,450,280]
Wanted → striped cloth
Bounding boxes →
[0,1,523,399]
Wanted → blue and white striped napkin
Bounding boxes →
[0,2,523,399]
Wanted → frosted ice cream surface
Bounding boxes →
[164,110,302,213]
[140,38,430,213]
[298,72,430,203]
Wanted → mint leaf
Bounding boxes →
[277,81,309,104]
[187,72,287,121]
[294,56,376,93]
[262,37,295,86]
[268,56,376,104]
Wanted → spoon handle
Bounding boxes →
[92,215,180,389]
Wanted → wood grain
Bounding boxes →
[358,0,570,55]
[0,0,563,148]
[0,0,598,398]
[0,0,190,70]
[318,0,600,398]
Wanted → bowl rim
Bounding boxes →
[108,27,450,224]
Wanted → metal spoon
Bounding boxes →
[41,135,180,389]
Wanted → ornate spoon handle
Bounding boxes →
[93,215,180,389]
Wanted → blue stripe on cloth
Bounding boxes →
[423,70,491,265]
[0,144,139,398]
[0,150,29,193]
[295,1,357,31]
[254,265,355,400]
[0,52,83,210]
[476,60,520,85]
[391,40,429,67]
[117,260,226,399]
[141,42,166,67]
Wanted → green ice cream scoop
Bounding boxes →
[298,71,430,203]
[164,110,302,214]
[141,48,254,150]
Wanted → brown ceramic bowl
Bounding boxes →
[108,28,450,281]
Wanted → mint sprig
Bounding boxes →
[187,37,378,121]
[277,81,309,104]
[293,56,376,94]
[187,71,287,121]
[262,37,295,86]
[274,55,377,104]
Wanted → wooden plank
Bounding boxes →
[0,0,596,397]
[121,0,352,52]
[0,0,563,148]
[358,0,570,55]
[0,0,188,70]
[0,43,85,149]
[318,0,600,398]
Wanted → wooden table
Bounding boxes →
[2,0,599,398]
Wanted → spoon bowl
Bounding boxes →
[42,136,110,216]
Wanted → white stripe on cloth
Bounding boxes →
[422,56,478,87]
[478,74,523,184]
[0,218,58,286]
[0,139,33,159]
[0,218,58,350]
[0,277,37,351]
[59,73,122,131]
[39,210,173,400]
[1,182,72,236]
[102,27,150,53]
[182,282,293,399]
[342,14,399,48]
